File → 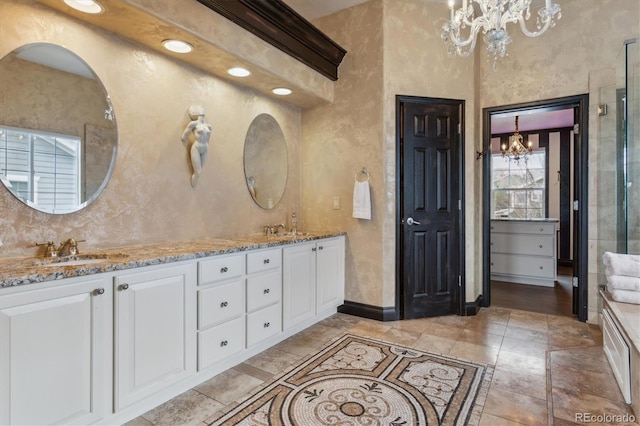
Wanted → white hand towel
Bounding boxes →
[607,275,640,291]
[353,180,371,220]
[610,289,640,305]
[602,252,640,278]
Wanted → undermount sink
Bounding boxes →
[278,232,311,238]
[36,253,130,267]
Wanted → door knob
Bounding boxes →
[406,217,421,225]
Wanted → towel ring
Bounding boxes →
[355,167,371,182]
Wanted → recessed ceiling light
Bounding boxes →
[272,87,292,96]
[64,0,103,14]
[162,39,193,54]
[227,67,251,77]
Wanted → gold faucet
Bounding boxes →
[36,238,85,257]
[57,238,83,257]
[36,241,58,257]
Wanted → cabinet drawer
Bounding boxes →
[198,316,245,371]
[198,280,244,329]
[491,253,555,278]
[246,303,281,347]
[246,271,281,312]
[491,234,554,256]
[199,254,244,285]
[491,221,555,235]
[247,249,281,274]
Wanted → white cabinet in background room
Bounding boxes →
[246,248,282,347]
[0,276,111,426]
[283,237,345,330]
[114,263,196,411]
[490,220,557,287]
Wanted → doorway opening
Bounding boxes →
[482,95,589,321]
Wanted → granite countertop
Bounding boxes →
[491,218,559,222]
[0,231,345,289]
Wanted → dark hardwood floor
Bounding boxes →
[491,266,574,317]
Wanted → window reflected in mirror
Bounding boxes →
[1,126,82,213]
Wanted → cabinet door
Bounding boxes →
[316,237,345,313]
[114,263,196,411]
[0,277,110,425]
[282,242,316,330]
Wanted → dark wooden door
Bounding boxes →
[398,97,462,319]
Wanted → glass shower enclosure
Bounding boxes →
[624,39,639,254]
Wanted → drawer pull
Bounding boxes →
[264,322,270,328]
[490,262,494,266]
[312,247,317,252]
[220,301,228,308]
[319,246,324,250]
[539,228,544,232]
[539,244,543,248]
[220,340,228,347]
[94,288,105,296]
[119,283,129,291]
[220,266,228,273]
[539,266,544,269]
[263,258,270,264]
[263,288,270,294]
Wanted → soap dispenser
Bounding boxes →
[290,212,298,235]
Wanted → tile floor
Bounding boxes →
[126,307,638,426]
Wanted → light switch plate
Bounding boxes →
[332,196,341,210]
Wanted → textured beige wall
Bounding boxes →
[303,0,478,309]
[301,1,385,307]
[0,0,301,257]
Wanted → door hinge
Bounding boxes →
[573,123,579,134]
[458,276,462,287]
[457,123,461,135]
[573,200,579,211]
[572,277,578,288]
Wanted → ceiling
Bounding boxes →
[491,108,575,134]
[283,0,371,21]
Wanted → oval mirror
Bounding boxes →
[243,114,287,209]
[0,43,117,214]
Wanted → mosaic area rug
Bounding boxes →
[212,334,493,425]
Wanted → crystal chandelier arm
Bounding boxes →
[447,15,488,48]
[518,4,561,38]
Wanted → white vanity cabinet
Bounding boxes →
[283,237,345,330]
[282,242,316,330]
[315,237,346,313]
[490,220,557,287]
[0,234,345,425]
[0,276,111,426]
[246,248,282,347]
[197,253,245,371]
[113,263,196,411]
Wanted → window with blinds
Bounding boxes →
[0,126,81,213]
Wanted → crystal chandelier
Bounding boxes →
[502,115,532,162]
[441,0,562,69]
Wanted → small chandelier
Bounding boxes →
[501,115,532,162]
[441,0,562,69]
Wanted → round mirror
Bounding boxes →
[0,43,117,214]
[243,114,287,209]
